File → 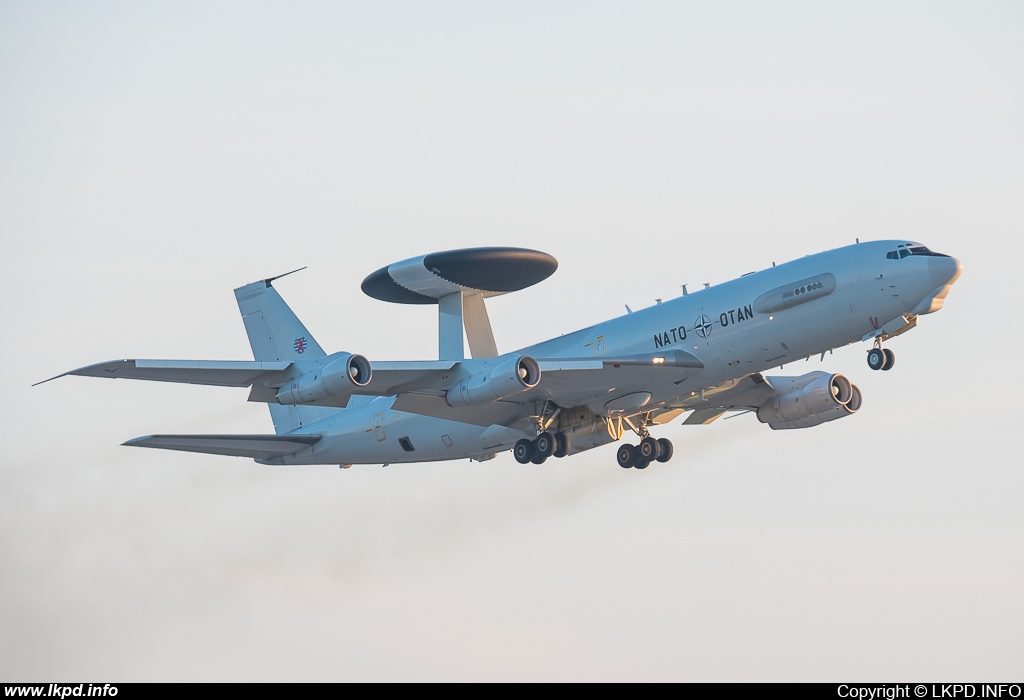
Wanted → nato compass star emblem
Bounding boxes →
[694,314,713,339]
[293,337,307,354]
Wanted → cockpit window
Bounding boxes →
[886,244,949,259]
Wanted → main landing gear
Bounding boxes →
[614,413,675,469]
[513,414,676,471]
[866,340,896,372]
[513,431,570,465]
[616,437,674,470]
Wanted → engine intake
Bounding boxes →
[445,355,541,408]
[757,372,861,430]
[276,353,372,406]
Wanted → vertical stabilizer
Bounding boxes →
[234,274,338,434]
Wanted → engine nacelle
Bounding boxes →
[445,355,541,408]
[276,353,372,406]
[757,373,861,430]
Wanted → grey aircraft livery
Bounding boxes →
[40,241,962,469]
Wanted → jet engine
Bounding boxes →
[756,372,862,430]
[445,355,541,408]
[276,352,372,405]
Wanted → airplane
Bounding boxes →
[38,240,962,470]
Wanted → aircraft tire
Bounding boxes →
[514,439,535,464]
[535,432,556,457]
[531,452,547,464]
[553,432,570,458]
[634,458,650,470]
[882,348,896,371]
[867,347,886,371]
[616,444,636,469]
[656,438,674,463]
[639,436,661,461]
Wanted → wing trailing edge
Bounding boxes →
[34,359,293,387]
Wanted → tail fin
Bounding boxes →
[234,270,339,434]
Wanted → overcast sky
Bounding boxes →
[2,1,1022,681]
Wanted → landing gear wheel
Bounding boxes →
[535,432,556,458]
[882,348,895,371]
[531,452,547,465]
[867,347,887,371]
[656,438,674,463]
[553,432,570,458]
[638,436,661,462]
[634,458,650,470]
[616,444,637,469]
[513,439,535,464]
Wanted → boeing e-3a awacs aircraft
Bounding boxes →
[42,241,962,469]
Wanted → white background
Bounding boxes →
[2,1,1021,681]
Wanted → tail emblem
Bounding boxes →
[293,337,307,354]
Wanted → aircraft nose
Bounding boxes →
[929,255,963,288]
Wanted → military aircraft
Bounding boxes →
[39,241,962,469]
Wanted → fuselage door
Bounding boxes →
[373,412,386,442]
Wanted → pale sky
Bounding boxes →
[2,1,1022,681]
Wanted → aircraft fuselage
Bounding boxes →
[273,240,961,466]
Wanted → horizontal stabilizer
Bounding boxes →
[123,434,321,459]
[35,359,292,387]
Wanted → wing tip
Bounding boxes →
[32,373,67,387]
[264,266,307,288]
[34,359,137,387]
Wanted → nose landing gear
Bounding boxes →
[867,341,896,371]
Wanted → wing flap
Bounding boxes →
[36,359,293,387]
[389,351,705,425]
[523,350,705,405]
[362,360,460,395]
[669,373,777,420]
[123,434,321,459]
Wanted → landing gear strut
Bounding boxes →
[867,339,896,371]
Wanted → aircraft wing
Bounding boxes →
[526,350,704,405]
[123,434,321,459]
[658,372,778,426]
[362,360,460,395]
[389,350,704,427]
[35,359,293,387]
